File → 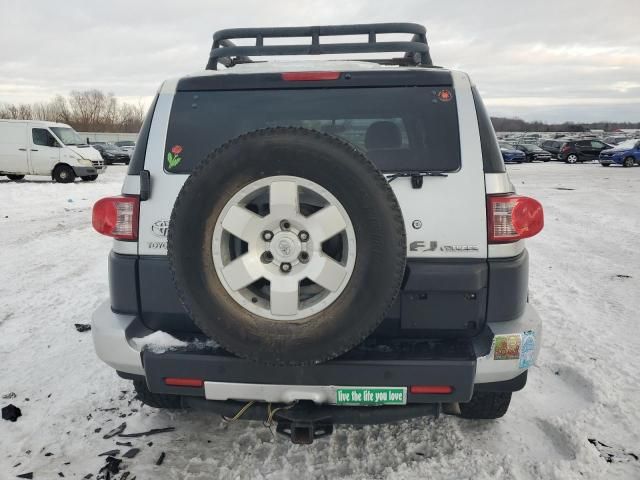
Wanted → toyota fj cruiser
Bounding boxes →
[91,23,544,444]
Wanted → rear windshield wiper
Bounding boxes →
[385,171,448,189]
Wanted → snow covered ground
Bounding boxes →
[1,163,639,479]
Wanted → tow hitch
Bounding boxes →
[276,419,334,445]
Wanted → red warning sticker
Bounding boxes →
[437,89,453,102]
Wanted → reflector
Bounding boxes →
[164,378,204,388]
[410,385,453,394]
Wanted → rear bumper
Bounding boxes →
[91,301,144,375]
[143,340,479,404]
[92,301,542,403]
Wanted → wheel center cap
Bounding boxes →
[271,232,302,263]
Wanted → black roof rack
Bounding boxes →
[206,23,433,70]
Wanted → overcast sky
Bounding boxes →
[1,0,639,122]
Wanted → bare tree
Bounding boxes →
[49,95,72,124]
[118,101,146,132]
[0,103,33,120]
[0,89,147,132]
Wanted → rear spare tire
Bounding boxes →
[168,128,406,365]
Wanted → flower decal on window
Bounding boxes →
[167,145,183,169]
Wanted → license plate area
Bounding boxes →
[336,387,407,406]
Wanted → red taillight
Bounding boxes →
[281,71,341,81]
[164,378,203,388]
[410,385,453,394]
[92,196,139,240]
[487,195,544,243]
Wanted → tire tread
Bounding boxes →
[168,127,406,366]
[459,391,512,419]
[133,379,183,409]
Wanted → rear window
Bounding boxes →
[164,87,461,173]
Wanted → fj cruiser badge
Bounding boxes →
[410,240,437,252]
[152,220,169,237]
[410,240,479,253]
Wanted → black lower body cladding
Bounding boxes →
[167,128,406,366]
[109,251,530,337]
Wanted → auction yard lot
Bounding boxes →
[1,163,639,479]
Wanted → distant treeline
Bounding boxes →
[0,89,145,133]
[491,117,640,133]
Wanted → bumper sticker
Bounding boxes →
[494,334,521,360]
[519,330,536,369]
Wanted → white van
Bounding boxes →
[0,120,106,182]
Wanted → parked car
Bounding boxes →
[115,140,136,155]
[540,140,565,159]
[603,135,628,146]
[599,139,640,167]
[499,142,526,163]
[557,139,612,163]
[0,120,105,182]
[513,144,552,162]
[92,142,130,165]
[90,23,544,444]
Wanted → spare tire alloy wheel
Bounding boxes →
[212,175,356,320]
[169,128,406,365]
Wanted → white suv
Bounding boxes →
[91,23,544,444]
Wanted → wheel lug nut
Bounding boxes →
[262,230,274,241]
[280,262,292,273]
[280,220,291,230]
[261,251,273,264]
[298,231,309,242]
[299,252,309,263]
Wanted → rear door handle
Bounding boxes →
[30,149,39,151]
[18,148,27,151]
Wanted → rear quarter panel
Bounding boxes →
[394,71,487,259]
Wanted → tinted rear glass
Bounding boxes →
[164,87,461,173]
